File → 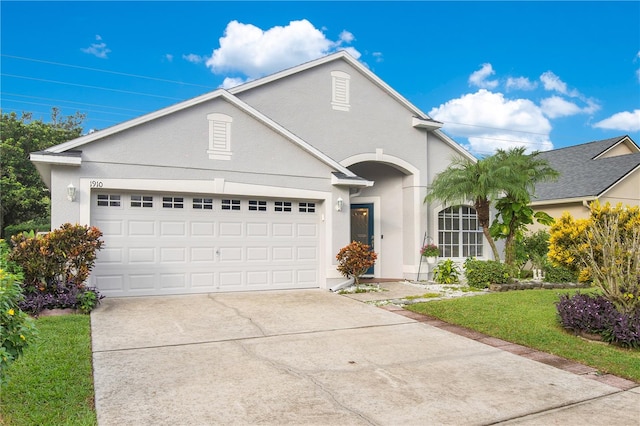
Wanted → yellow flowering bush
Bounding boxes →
[550,202,640,314]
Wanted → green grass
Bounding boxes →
[406,289,640,383]
[1,315,97,425]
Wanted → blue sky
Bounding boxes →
[2,1,639,157]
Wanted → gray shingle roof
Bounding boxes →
[532,136,640,202]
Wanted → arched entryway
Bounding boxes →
[341,154,421,279]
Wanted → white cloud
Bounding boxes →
[540,96,583,118]
[220,76,251,89]
[540,71,567,93]
[593,109,640,132]
[182,53,205,64]
[338,30,355,44]
[506,76,537,91]
[81,35,111,59]
[429,89,553,155]
[372,52,383,63]
[205,20,360,79]
[468,63,498,89]
[164,54,174,62]
[636,51,640,82]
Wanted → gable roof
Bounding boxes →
[532,135,640,203]
[228,51,475,162]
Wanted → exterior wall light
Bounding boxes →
[67,183,77,202]
[335,197,343,212]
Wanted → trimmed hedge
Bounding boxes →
[464,259,512,289]
[3,219,50,239]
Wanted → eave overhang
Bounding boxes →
[412,116,443,130]
[331,172,374,187]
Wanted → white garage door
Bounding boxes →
[89,191,321,297]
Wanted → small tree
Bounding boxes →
[336,241,377,286]
[549,202,640,314]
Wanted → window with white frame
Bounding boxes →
[330,71,351,111]
[248,200,267,211]
[193,198,213,210]
[274,201,292,212]
[221,199,241,211]
[438,206,483,258]
[97,194,121,207]
[206,113,233,160]
[298,202,316,213]
[131,195,153,208]
[162,196,184,209]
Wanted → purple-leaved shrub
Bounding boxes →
[557,293,640,348]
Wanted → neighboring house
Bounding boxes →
[31,51,484,297]
[531,135,640,226]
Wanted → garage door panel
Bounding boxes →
[160,221,186,236]
[273,223,293,237]
[191,247,216,262]
[95,275,124,292]
[129,220,155,236]
[219,222,243,236]
[191,222,215,236]
[91,193,321,296]
[247,222,269,237]
[160,247,186,263]
[129,247,156,263]
[247,247,269,261]
[94,219,124,236]
[160,274,186,289]
[129,274,156,291]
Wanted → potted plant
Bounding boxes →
[421,243,439,263]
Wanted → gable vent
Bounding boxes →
[331,71,351,112]
[207,113,233,160]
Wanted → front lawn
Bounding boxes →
[1,315,97,425]
[406,289,640,383]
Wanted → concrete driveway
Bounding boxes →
[91,289,640,425]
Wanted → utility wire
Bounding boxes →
[1,54,216,89]
[1,73,185,101]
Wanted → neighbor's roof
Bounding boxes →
[532,135,640,202]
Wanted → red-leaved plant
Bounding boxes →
[336,241,377,285]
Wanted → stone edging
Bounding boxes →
[489,281,591,292]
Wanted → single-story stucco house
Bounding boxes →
[31,51,488,297]
[531,135,640,228]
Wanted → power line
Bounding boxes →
[1,98,133,117]
[1,92,149,113]
[1,54,216,90]
[1,73,185,101]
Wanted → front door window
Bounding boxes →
[350,203,374,275]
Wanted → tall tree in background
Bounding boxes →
[0,109,85,237]
[425,148,558,264]
[425,155,503,261]
[488,147,559,265]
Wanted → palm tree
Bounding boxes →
[489,147,559,265]
[425,155,503,261]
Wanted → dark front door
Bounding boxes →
[350,203,374,275]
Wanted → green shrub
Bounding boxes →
[0,243,37,383]
[433,259,461,284]
[3,219,50,240]
[544,264,577,283]
[464,258,511,289]
[336,241,377,285]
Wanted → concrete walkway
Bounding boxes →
[91,289,640,425]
